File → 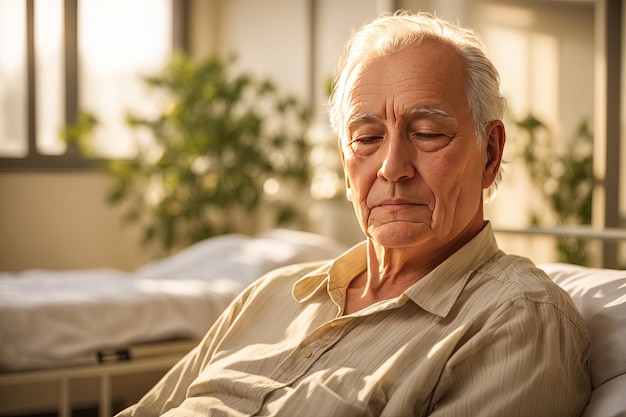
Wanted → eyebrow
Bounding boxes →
[407,106,456,122]
[346,106,456,132]
[346,113,381,133]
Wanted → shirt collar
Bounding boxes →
[404,222,499,317]
[292,241,366,302]
[292,222,499,318]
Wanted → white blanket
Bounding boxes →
[0,229,347,371]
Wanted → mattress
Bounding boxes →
[0,229,347,371]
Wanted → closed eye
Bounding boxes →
[352,136,383,144]
[349,135,384,155]
[411,132,454,152]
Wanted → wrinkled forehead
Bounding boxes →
[342,42,468,132]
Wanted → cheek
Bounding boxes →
[344,156,377,200]
[425,152,480,205]
[344,157,378,228]
[420,154,453,189]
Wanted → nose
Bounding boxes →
[377,134,417,182]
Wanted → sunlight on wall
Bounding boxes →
[480,4,560,127]
[479,3,562,263]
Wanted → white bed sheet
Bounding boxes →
[0,229,347,371]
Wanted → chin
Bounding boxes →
[367,221,434,247]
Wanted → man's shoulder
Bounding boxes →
[470,252,588,333]
[478,253,563,300]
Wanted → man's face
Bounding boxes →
[341,40,499,254]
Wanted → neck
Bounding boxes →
[344,221,487,315]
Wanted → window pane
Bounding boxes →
[78,0,172,158]
[35,0,65,155]
[0,0,27,157]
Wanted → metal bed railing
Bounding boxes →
[494,226,626,241]
[0,339,196,417]
[493,226,626,268]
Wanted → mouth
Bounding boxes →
[372,199,425,210]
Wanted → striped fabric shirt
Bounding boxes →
[117,223,591,417]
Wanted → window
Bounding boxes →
[0,0,27,158]
[0,0,186,170]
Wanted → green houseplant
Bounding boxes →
[64,53,312,253]
[513,114,593,264]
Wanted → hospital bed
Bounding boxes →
[0,229,346,416]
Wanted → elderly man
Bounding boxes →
[117,11,591,417]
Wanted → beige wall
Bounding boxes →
[0,172,148,271]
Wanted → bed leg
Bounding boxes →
[59,378,71,417]
[100,374,112,417]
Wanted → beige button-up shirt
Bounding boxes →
[117,224,591,417]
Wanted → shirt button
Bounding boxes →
[301,347,312,358]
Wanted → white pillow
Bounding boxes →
[581,374,626,417]
[136,229,347,285]
[540,263,626,417]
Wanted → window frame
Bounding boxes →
[0,0,188,172]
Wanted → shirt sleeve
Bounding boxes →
[114,287,252,417]
[428,296,591,417]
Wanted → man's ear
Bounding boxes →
[482,120,506,188]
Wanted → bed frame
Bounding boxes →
[0,339,197,417]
